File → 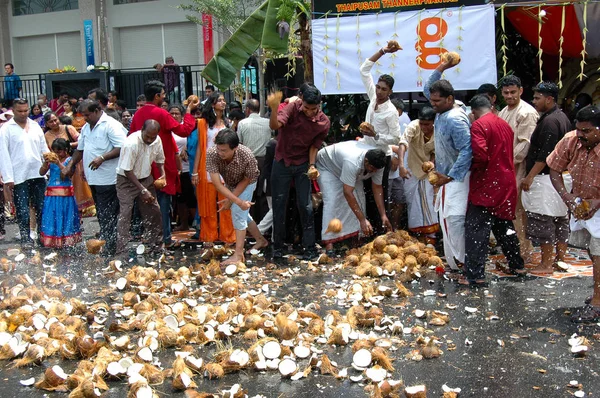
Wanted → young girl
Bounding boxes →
[39,138,82,248]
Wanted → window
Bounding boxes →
[13,0,78,16]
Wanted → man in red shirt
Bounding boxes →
[461,95,525,286]
[129,80,196,248]
[268,86,330,260]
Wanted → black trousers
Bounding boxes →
[90,184,119,255]
[464,204,524,280]
[271,160,315,251]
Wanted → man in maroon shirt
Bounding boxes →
[129,80,196,248]
[462,95,525,286]
[268,86,330,260]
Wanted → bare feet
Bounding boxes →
[251,238,269,251]
[530,264,554,275]
[221,254,245,266]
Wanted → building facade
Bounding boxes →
[0,0,225,75]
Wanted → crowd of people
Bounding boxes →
[1,48,600,322]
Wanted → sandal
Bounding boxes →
[570,304,600,323]
[495,262,527,276]
[164,240,182,249]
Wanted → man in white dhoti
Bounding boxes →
[396,107,439,243]
[316,142,391,252]
[423,59,472,271]
[548,105,600,322]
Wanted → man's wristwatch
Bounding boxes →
[141,188,149,194]
[374,133,380,140]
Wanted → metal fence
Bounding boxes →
[1,64,257,110]
[0,73,46,107]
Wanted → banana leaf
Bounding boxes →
[201,1,268,91]
[261,0,289,54]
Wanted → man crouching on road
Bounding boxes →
[115,119,165,255]
[206,128,268,265]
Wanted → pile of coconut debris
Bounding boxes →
[0,230,497,398]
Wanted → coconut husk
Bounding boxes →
[85,239,106,254]
[307,318,325,336]
[204,363,224,379]
[319,354,339,377]
[372,347,395,371]
[153,178,167,190]
[325,218,343,234]
[441,51,461,65]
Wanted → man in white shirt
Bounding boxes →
[498,75,539,263]
[115,119,165,254]
[64,99,127,255]
[359,43,402,233]
[237,99,272,221]
[0,99,49,248]
[317,141,391,252]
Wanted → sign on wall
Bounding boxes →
[312,4,497,94]
[202,14,214,63]
[314,0,489,14]
[83,19,95,67]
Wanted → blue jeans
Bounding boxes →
[13,178,46,244]
[156,190,173,244]
[231,183,256,230]
[271,160,315,250]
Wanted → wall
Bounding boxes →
[4,0,221,74]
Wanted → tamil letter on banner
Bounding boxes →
[202,14,214,63]
[312,4,496,95]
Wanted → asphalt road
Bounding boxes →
[0,217,598,397]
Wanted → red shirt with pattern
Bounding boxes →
[206,144,259,190]
[547,131,600,199]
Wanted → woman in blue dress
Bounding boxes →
[39,138,81,248]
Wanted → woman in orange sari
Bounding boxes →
[191,92,235,244]
[44,113,96,217]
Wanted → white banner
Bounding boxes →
[312,4,497,95]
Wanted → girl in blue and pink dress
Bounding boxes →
[39,138,81,248]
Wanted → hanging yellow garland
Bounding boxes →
[356,14,362,64]
[335,13,340,69]
[579,0,588,81]
[455,6,463,75]
[537,5,543,82]
[321,12,330,88]
[416,10,423,86]
[558,4,565,88]
[500,4,508,77]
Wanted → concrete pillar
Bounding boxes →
[0,0,12,69]
[78,0,101,66]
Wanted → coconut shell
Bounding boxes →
[387,40,402,51]
[85,239,106,254]
[441,51,461,65]
[43,152,59,163]
[428,171,439,185]
[359,122,374,134]
[183,95,200,108]
[372,236,387,253]
[325,218,343,234]
[153,178,167,190]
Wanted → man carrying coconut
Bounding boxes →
[316,141,391,253]
[358,42,402,233]
[423,55,472,271]
[547,105,600,322]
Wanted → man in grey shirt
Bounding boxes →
[237,99,272,221]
